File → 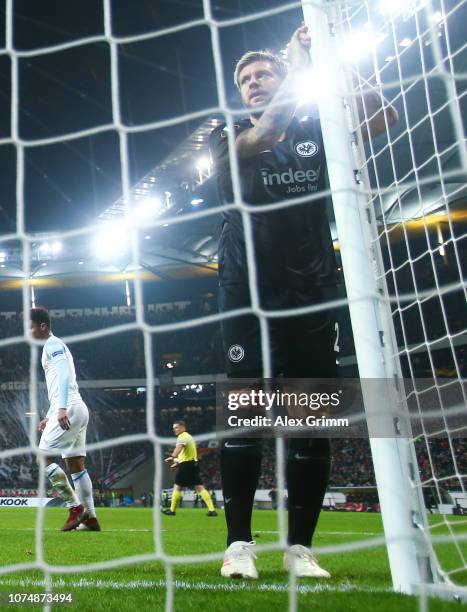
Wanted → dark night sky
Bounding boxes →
[0,0,302,233]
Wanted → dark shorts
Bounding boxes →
[218,284,339,378]
[175,460,202,487]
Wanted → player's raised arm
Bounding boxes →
[234,26,311,158]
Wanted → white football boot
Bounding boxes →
[284,545,331,578]
[221,541,258,579]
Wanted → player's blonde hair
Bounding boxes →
[234,50,288,88]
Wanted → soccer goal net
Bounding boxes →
[0,0,465,609]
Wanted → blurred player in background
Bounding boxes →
[30,307,100,532]
[163,421,217,517]
[210,24,398,579]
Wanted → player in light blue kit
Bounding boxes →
[30,307,101,532]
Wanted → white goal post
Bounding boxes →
[302,0,466,599]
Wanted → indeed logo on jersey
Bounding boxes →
[260,165,321,195]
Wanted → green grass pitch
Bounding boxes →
[0,508,465,611]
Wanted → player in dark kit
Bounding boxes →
[210,25,398,579]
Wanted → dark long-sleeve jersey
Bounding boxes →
[209,116,337,292]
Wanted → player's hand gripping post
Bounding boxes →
[286,24,311,72]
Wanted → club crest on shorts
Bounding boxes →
[295,140,318,157]
[228,344,244,362]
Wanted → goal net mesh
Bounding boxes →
[337,0,466,589]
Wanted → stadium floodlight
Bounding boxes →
[191,198,204,205]
[431,10,444,23]
[296,68,316,105]
[378,0,408,16]
[378,0,429,17]
[196,156,211,172]
[95,222,128,259]
[338,26,386,62]
[297,67,336,106]
[38,242,51,256]
[399,37,412,47]
[38,241,61,258]
[134,197,162,223]
[51,241,62,255]
[0,251,6,262]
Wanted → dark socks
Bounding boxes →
[220,437,331,548]
[286,438,331,547]
[221,438,262,546]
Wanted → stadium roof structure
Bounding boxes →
[0,158,465,288]
[1,70,466,286]
[0,0,465,291]
[0,116,226,286]
[0,103,465,288]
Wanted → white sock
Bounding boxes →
[46,463,79,509]
[71,469,96,518]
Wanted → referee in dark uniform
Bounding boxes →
[210,25,398,579]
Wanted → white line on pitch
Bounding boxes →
[254,530,380,536]
[0,577,394,595]
[0,528,379,536]
[320,531,380,536]
[0,527,382,536]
